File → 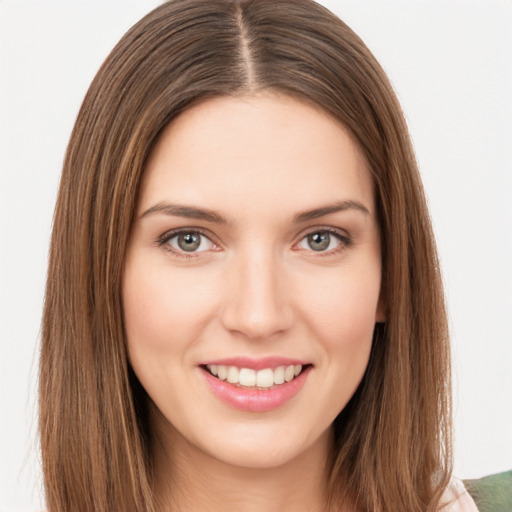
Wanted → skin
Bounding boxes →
[123,93,385,512]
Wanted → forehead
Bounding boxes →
[139,93,374,218]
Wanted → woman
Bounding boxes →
[39,0,478,510]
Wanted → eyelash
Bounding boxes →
[297,227,352,257]
[156,228,217,259]
[156,227,352,259]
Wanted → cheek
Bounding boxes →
[299,264,380,395]
[127,260,212,328]
[123,260,215,353]
[303,267,381,343]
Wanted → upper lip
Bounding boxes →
[199,356,311,370]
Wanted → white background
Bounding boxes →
[1,1,511,510]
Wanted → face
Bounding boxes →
[123,94,384,470]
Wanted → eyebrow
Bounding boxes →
[293,200,370,223]
[139,199,369,224]
[139,202,228,224]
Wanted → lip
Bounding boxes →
[199,356,310,371]
[200,362,312,413]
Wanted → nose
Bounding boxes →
[220,247,294,340]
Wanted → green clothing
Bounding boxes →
[464,470,512,512]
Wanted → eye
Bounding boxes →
[163,230,215,254]
[297,229,349,253]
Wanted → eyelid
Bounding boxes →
[155,225,352,259]
[156,227,221,258]
[294,226,352,254]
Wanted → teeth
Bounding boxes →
[256,368,274,388]
[227,366,239,384]
[274,366,285,385]
[217,365,227,381]
[206,364,303,388]
[239,368,256,387]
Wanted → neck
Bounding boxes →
[151,412,334,512]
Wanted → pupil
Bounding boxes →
[308,232,330,251]
[178,232,200,251]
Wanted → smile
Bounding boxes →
[200,359,312,412]
[205,364,304,389]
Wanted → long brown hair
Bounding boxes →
[40,1,452,510]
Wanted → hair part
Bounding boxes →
[40,1,452,510]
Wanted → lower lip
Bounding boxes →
[201,366,311,413]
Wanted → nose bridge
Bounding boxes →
[221,243,291,339]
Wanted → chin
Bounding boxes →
[188,419,331,471]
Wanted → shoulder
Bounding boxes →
[439,478,480,511]
[464,470,512,512]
